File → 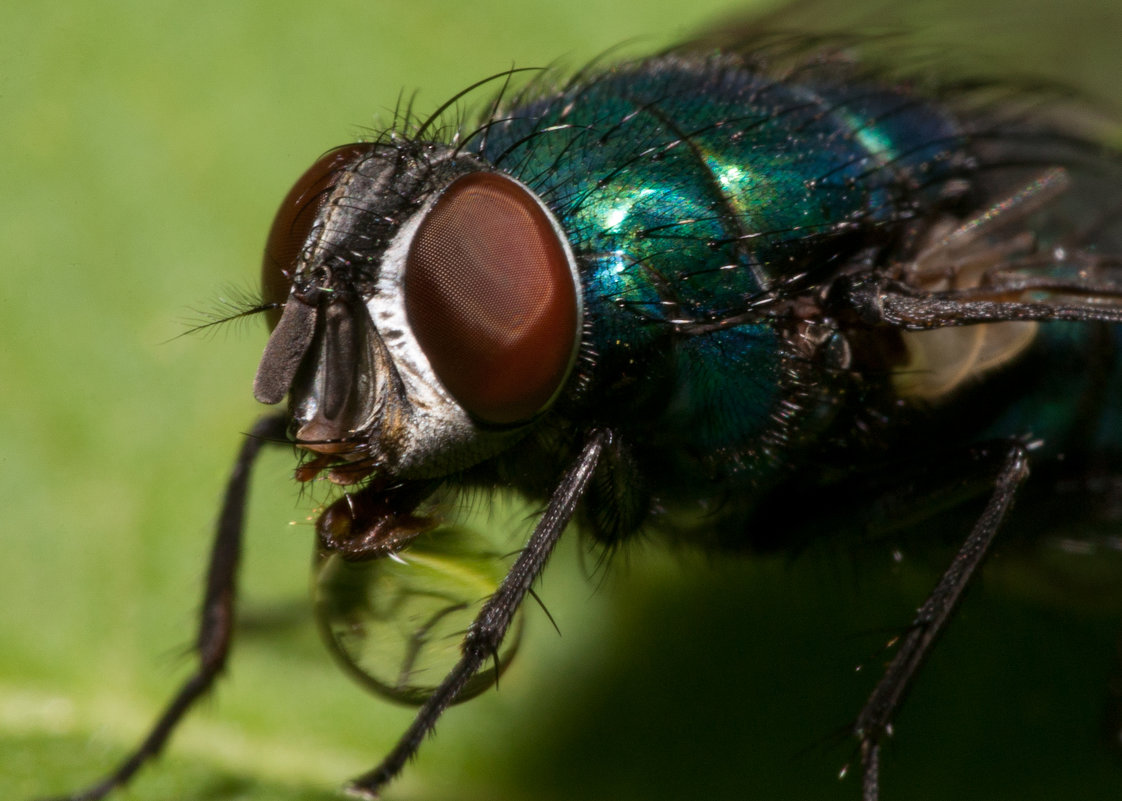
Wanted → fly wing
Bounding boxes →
[682,0,1122,108]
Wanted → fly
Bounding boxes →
[39,23,1122,801]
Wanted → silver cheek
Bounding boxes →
[365,197,516,477]
[363,171,581,478]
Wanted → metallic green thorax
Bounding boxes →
[473,54,965,488]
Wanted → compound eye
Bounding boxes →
[261,144,372,329]
[404,172,578,425]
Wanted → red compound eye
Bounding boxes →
[261,144,372,329]
[404,172,578,425]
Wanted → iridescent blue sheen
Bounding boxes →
[983,323,1122,453]
[473,55,964,490]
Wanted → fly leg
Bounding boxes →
[856,441,1029,801]
[345,428,608,800]
[39,413,289,801]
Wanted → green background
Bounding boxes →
[4,1,1122,799]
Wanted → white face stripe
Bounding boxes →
[364,170,582,477]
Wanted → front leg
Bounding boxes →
[38,413,288,801]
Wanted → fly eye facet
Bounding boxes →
[261,143,372,328]
[404,172,578,425]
